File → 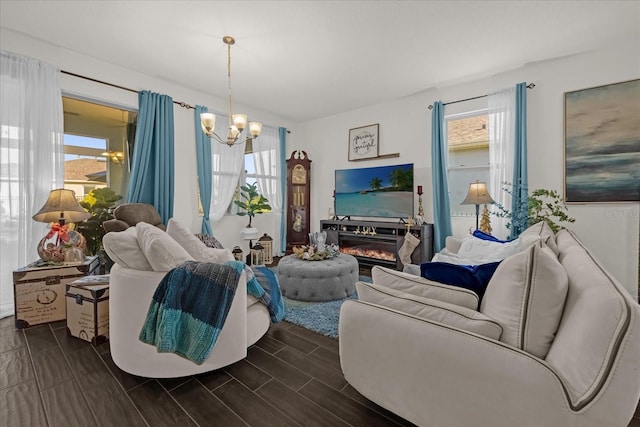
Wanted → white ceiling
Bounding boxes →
[1,1,638,122]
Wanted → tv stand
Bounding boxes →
[320,219,433,271]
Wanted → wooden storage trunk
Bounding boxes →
[65,275,110,345]
[13,256,99,329]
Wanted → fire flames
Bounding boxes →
[340,246,396,261]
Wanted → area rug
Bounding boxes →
[282,275,371,339]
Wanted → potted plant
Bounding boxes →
[494,185,575,234]
[233,182,271,237]
[76,187,122,270]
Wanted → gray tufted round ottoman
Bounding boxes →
[277,253,359,301]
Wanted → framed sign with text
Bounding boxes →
[348,124,379,161]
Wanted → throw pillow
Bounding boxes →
[137,222,194,272]
[195,233,224,249]
[457,236,522,263]
[371,266,479,310]
[356,282,502,340]
[480,243,568,359]
[166,218,234,263]
[102,226,153,271]
[472,229,511,243]
[420,261,501,301]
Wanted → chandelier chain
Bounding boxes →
[227,40,232,129]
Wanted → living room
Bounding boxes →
[1,1,639,426]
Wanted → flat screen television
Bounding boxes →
[335,163,414,219]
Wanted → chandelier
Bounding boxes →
[200,36,262,147]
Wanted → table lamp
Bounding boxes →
[461,180,494,231]
[32,188,91,262]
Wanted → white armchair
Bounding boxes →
[339,230,640,427]
[109,264,270,378]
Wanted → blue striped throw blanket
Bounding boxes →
[139,261,241,365]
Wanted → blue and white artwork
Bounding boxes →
[564,79,640,202]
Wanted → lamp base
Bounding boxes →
[37,230,86,263]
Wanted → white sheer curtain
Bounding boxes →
[210,113,245,221]
[0,51,64,318]
[252,125,283,255]
[488,87,516,239]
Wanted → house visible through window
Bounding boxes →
[446,111,489,217]
[63,97,137,202]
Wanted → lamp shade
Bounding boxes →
[32,189,91,224]
[461,181,495,205]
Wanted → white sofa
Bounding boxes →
[339,229,640,427]
[109,264,270,378]
[103,218,270,378]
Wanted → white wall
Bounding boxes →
[1,28,296,251]
[296,40,640,298]
[2,29,638,297]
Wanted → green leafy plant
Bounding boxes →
[494,185,575,234]
[233,182,271,227]
[76,187,122,256]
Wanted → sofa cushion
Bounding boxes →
[356,282,503,340]
[371,266,479,310]
[480,243,568,358]
[542,234,560,257]
[102,226,153,271]
[519,220,554,243]
[137,222,194,272]
[420,261,501,301]
[166,218,234,263]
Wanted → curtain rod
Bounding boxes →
[60,70,291,133]
[427,83,536,110]
[61,70,195,109]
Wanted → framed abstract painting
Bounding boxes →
[564,79,640,203]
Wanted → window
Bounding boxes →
[62,97,137,201]
[229,144,274,214]
[446,110,489,217]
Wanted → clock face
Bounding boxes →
[292,164,307,184]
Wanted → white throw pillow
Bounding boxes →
[457,236,523,263]
[371,266,479,310]
[356,282,502,340]
[166,218,234,263]
[136,222,194,272]
[480,243,568,359]
[102,226,153,271]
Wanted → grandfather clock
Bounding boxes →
[286,150,311,253]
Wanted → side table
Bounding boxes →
[12,256,99,329]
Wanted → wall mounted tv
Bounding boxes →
[335,163,414,219]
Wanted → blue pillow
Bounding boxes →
[472,229,511,244]
[420,261,502,301]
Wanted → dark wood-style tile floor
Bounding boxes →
[1,315,418,427]
[2,313,639,427]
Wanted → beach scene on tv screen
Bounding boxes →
[335,163,414,218]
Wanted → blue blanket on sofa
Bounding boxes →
[139,260,284,364]
[139,261,240,364]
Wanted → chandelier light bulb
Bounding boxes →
[249,122,262,137]
[232,114,247,131]
[200,113,216,136]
